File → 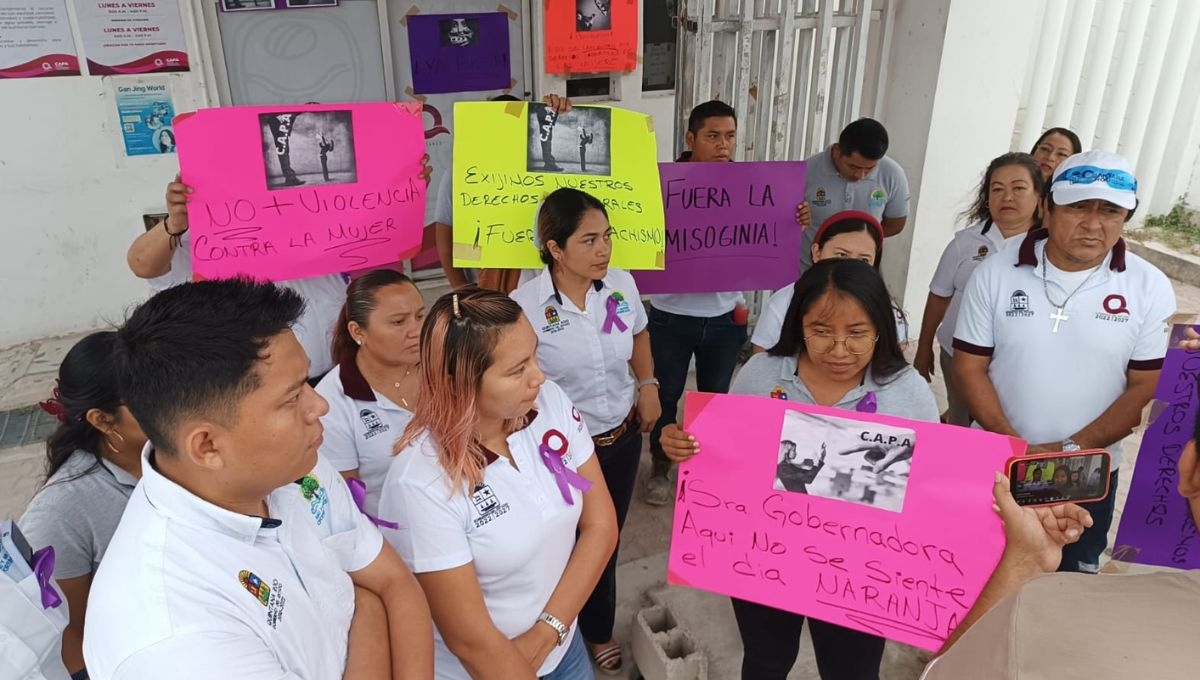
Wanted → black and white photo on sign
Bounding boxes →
[774,410,917,513]
[219,0,274,10]
[526,104,612,176]
[440,18,479,47]
[576,0,612,31]
[260,110,357,191]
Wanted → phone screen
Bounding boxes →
[1008,450,1111,507]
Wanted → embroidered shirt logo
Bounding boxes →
[1005,290,1034,318]
[541,306,570,335]
[298,474,329,525]
[359,408,391,440]
[973,245,989,261]
[239,570,271,606]
[1096,294,1131,323]
[611,291,632,315]
[471,483,511,528]
[869,188,887,206]
[571,406,584,432]
[812,187,830,206]
[770,386,788,400]
[239,570,286,628]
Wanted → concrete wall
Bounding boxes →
[0,2,214,347]
[881,0,1040,327]
[1,1,675,348]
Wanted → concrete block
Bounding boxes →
[629,604,707,680]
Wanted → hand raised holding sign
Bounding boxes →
[796,201,811,228]
[659,423,700,463]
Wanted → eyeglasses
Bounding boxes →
[804,332,878,355]
[1055,165,1137,192]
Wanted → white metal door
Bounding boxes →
[673,0,893,163]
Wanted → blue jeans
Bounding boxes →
[648,306,747,472]
[540,630,595,680]
[1058,470,1119,573]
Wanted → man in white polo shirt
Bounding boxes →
[82,279,433,680]
[797,118,910,272]
[953,149,1176,573]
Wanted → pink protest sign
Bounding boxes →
[668,392,1023,651]
[176,103,427,282]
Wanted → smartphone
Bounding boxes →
[1007,449,1111,507]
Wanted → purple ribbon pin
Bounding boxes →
[602,295,628,334]
[539,429,592,505]
[855,392,877,413]
[346,478,401,530]
[32,546,62,609]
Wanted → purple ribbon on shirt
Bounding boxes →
[602,295,628,334]
[855,392,878,413]
[345,478,401,530]
[32,546,62,609]
[539,429,592,505]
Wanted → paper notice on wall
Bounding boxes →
[407,12,511,95]
[114,79,177,157]
[73,0,189,75]
[0,1,80,78]
[545,0,637,74]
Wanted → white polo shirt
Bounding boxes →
[149,232,346,378]
[315,355,414,516]
[380,380,592,679]
[929,220,1022,354]
[750,283,910,349]
[83,450,383,680]
[952,230,1175,469]
[800,146,910,271]
[647,292,743,318]
[511,267,648,433]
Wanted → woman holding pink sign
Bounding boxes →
[510,188,660,674]
[661,257,938,680]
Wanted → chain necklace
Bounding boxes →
[1040,255,1103,333]
[392,365,415,409]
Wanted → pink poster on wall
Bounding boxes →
[0,1,80,78]
[175,102,428,282]
[73,0,189,74]
[668,392,1024,651]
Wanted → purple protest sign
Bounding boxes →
[633,161,806,294]
[407,13,511,95]
[1113,323,1200,569]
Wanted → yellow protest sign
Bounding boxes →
[452,102,665,269]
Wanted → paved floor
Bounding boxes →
[3,277,1198,678]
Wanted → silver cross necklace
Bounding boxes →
[1041,254,1103,333]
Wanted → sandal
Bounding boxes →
[589,640,623,676]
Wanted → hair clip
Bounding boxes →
[451,293,462,319]
[38,379,67,424]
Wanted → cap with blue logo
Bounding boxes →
[1049,149,1138,210]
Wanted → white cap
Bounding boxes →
[1049,149,1138,210]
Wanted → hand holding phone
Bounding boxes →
[1007,449,1111,507]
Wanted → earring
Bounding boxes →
[104,430,126,456]
[356,339,363,346]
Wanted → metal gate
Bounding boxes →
[673,0,894,163]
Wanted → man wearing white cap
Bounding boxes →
[952,149,1176,573]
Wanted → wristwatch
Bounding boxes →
[637,377,661,391]
[538,611,569,646]
[1062,439,1081,452]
